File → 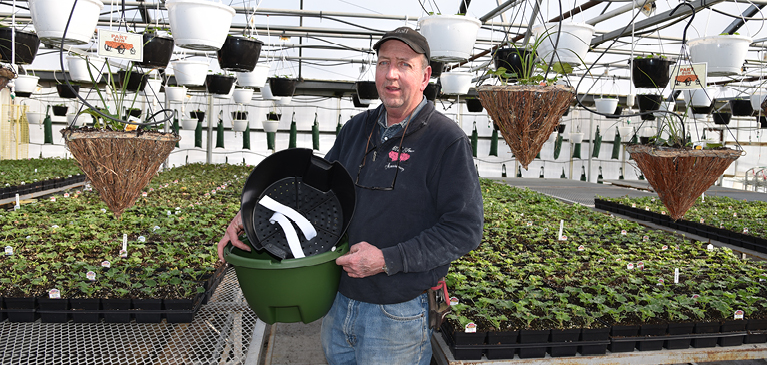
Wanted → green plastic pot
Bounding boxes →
[224,238,348,324]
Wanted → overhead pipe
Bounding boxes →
[721,4,766,35]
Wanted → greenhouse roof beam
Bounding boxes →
[720,4,766,35]
[586,0,650,26]
[590,0,725,47]
[458,0,472,16]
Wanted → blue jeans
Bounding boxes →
[321,292,433,365]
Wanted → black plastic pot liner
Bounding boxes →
[253,177,343,259]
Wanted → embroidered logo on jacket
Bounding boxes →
[386,146,413,171]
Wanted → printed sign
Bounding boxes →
[98,29,143,61]
[669,63,706,89]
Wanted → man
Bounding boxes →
[217,27,483,364]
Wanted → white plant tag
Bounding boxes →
[4,246,13,255]
[707,244,714,251]
[578,245,585,251]
[621,230,627,235]
[627,263,634,270]
[637,261,644,270]
[734,310,744,320]
[643,235,649,242]
[465,322,477,333]
[48,289,61,299]
[86,271,96,281]
[743,228,749,234]
[662,245,668,251]
[101,261,111,268]
[558,220,565,241]
[700,218,704,224]
[657,278,664,286]
[674,268,679,284]
[450,297,460,306]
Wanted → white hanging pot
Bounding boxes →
[532,22,595,66]
[29,0,103,45]
[15,75,39,94]
[618,126,632,139]
[683,88,715,107]
[593,98,618,114]
[276,96,292,105]
[26,111,44,125]
[417,15,482,62]
[688,35,752,76]
[439,71,472,95]
[171,60,209,86]
[260,82,280,101]
[236,63,270,88]
[751,90,767,111]
[181,118,198,130]
[141,78,163,99]
[569,132,584,144]
[262,120,279,133]
[547,131,558,144]
[166,0,235,51]
[67,55,106,83]
[233,88,254,104]
[654,101,676,118]
[232,119,248,132]
[165,86,187,102]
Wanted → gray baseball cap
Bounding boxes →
[373,26,430,60]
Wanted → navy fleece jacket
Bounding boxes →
[324,101,484,304]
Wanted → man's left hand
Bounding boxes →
[336,241,386,278]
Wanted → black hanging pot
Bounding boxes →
[713,112,732,125]
[268,77,297,97]
[494,47,535,80]
[352,94,369,108]
[15,91,32,98]
[217,36,263,72]
[117,70,148,92]
[52,105,69,116]
[759,116,767,129]
[430,60,444,78]
[135,32,174,69]
[205,74,236,95]
[0,28,40,65]
[424,83,440,101]
[729,99,753,116]
[190,111,205,121]
[355,80,378,100]
[632,57,674,88]
[557,123,566,134]
[691,104,714,115]
[241,148,356,259]
[266,112,281,121]
[606,105,623,119]
[56,84,80,98]
[637,94,662,121]
[466,97,483,112]
[232,111,248,120]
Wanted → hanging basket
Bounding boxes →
[0,28,41,64]
[217,36,263,72]
[478,84,574,169]
[135,32,174,69]
[61,129,181,218]
[626,144,741,220]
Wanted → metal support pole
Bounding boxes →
[207,94,214,164]
[587,112,594,182]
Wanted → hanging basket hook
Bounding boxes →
[669,3,696,45]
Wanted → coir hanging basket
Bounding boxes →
[626,144,741,220]
[61,129,180,217]
[478,84,574,169]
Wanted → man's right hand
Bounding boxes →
[217,210,250,262]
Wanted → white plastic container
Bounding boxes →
[29,0,103,45]
[233,88,255,104]
[236,64,270,88]
[593,98,618,114]
[166,0,235,51]
[67,55,106,83]
[26,111,44,125]
[683,88,715,107]
[439,71,473,95]
[688,35,752,76]
[14,75,39,94]
[532,22,595,66]
[165,86,187,102]
[171,60,209,86]
[232,119,248,132]
[569,132,584,144]
[260,82,280,101]
[262,120,279,133]
[751,90,767,112]
[418,15,482,62]
[618,126,633,139]
[141,78,163,100]
[181,118,198,130]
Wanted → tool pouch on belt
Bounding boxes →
[427,279,451,330]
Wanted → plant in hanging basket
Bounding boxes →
[713,112,732,125]
[493,47,535,81]
[465,97,483,112]
[205,73,236,95]
[60,128,180,218]
[267,76,297,97]
[217,35,263,72]
[729,98,753,116]
[52,104,69,116]
[56,83,80,98]
[134,31,174,69]
[266,112,281,121]
[0,28,41,65]
[231,111,248,120]
[631,54,674,89]
[424,82,440,101]
[190,110,205,121]
[116,69,148,92]
[637,94,663,121]
[626,144,741,220]
[355,80,378,100]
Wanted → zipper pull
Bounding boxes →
[373,150,377,161]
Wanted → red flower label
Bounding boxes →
[389,151,410,161]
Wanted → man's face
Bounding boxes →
[375,40,431,116]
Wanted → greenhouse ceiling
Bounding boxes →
[1,0,767,97]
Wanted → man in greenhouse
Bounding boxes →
[217,26,483,364]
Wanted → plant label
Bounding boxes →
[621,230,627,235]
[15,193,20,206]
[661,211,666,215]
[720,224,724,229]
[651,198,656,202]
[661,245,668,251]
[48,289,61,299]
[4,246,12,255]
[120,249,127,258]
[101,208,107,213]
[637,262,644,270]
[50,197,56,202]
[450,297,460,306]
[674,268,679,284]
[733,213,738,217]
[643,235,649,242]
[465,322,477,333]
[657,278,664,286]
[138,236,146,243]
[734,310,744,320]
[558,220,564,240]
[122,234,128,252]
[101,261,111,268]
[543,228,549,232]
[34,169,37,173]
[645,206,650,211]
[14,204,19,211]
[692,294,700,299]
[743,228,749,234]
[86,271,96,281]
[627,263,634,270]
[560,235,567,241]
[632,203,636,208]
[578,245,585,251]
[700,218,704,224]
[142,192,148,197]
[63,193,70,198]
[526,221,533,227]
[707,244,714,251]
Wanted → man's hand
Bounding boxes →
[217,210,250,262]
[336,241,386,278]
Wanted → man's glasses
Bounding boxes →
[354,121,410,191]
